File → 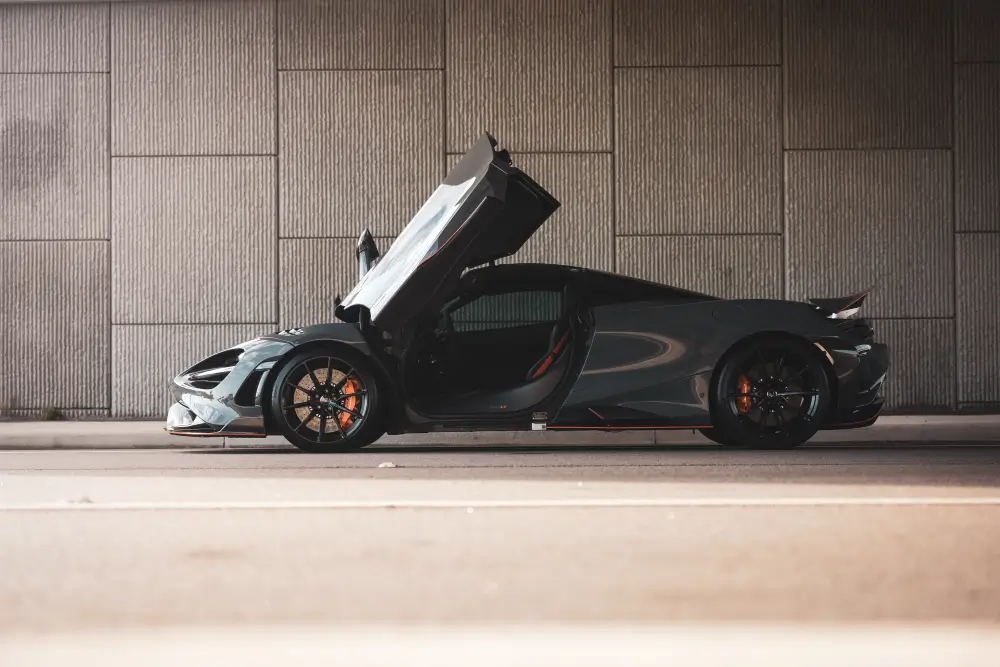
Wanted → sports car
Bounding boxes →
[165,133,890,452]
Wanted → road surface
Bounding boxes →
[2,444,999,665]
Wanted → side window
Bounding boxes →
[450,289,562,332]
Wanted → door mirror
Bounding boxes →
[356,229,380,279]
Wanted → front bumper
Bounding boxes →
[164,337,294,437]
[820,340,890,430]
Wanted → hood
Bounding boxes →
[335,133,560,329]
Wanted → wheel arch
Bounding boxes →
[706,330,839,422]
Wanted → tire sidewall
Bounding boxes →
[268,345,385,452]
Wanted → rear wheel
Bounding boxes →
[704,337,831,450]
[268,347,385,453]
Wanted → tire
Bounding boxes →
[707,336,832,450]
[268,346,386,453]
[698,428,728,446]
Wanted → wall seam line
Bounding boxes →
[107,0,113,414]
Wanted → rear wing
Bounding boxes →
[807,287,872,319]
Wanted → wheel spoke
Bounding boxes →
[333,368,355,392]
[332,403,363,418]
[284,400,313,410]
[294,410,317,432]
[333,413,346,439]
[285,381,313,395]
[324,357,334,387]
[317,414,327,442]
[306,365,321,390]
[338,391,368,399]
[776,390,819,397]
[786,365,810,381]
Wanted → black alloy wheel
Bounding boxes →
[269,348,385,452]
[704,338,831,450]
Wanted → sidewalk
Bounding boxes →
[0,416,997,450]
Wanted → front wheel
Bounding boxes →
[268,347,385,453]
[706,337,832,450]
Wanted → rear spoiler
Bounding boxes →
[807,287,872,319]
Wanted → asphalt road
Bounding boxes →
[2,444,1000,666]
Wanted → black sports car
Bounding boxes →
[166,133,889,452]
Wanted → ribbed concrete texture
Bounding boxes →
[507,153,613,271]
[452,291,563,329]
[1,0,998,416]
[446,0,611,152]
[784,0,951,149]
[957,234,1000,405]
[279,70,442,238]
[111,325,277,418]
[111,0,275,156]
[955,65,1000,232]
[0,3,108,73]
[616,235,783,300]
[873,319,956,413]
[278,0,443,70]
[278,237,394,329]
[0,74,109,240]
[111,157,276,324]
[0,242,109,410]
[785,150,953,318]
[955,0,1000,63]
[615,67,780,235]
[614,0,779,66]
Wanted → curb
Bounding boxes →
[0,416,997,450]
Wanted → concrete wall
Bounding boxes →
[1,0,998,418]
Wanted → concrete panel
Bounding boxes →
[112,157,277,324]
[445,152,612,269]
[279,237,393,329]
[112,0,275,156]
[616,235,782,300]
[873,319,955,413]
[957,234,1000,403]
[955,65,1000,231]
[0,3,108,73]
[784,0,951,149]
[279,70,442,238]
[507,153,613,271]
[785,150,952,318]
[447,0,611,152]
[278,0,443,70]
[0,241,109,409]
[955,0,1000,63]
[616,67,780,235]
[112,324,275,418]
[614,0,779,66]
[0,74,109,240]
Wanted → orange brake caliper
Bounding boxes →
[736,375,753,414]
[339,377,360,428]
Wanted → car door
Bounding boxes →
[445,288,564,391]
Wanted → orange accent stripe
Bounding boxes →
[531,355,555,379]
[551,329,569,353]
[547,425,712,430]
[531,329,571,379]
